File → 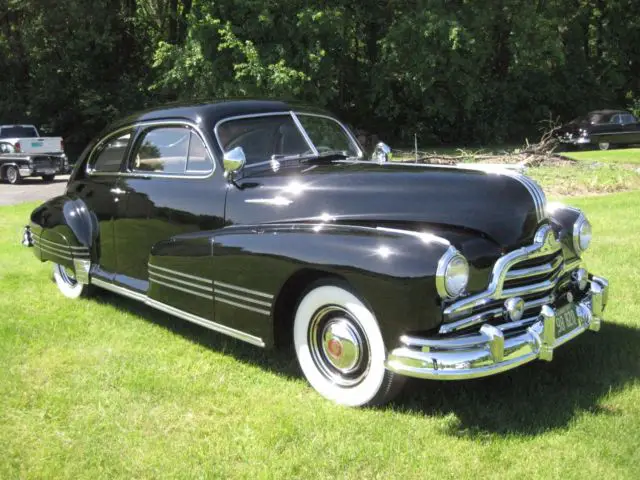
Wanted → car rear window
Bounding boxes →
[0,126,38,138]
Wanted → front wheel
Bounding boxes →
[5,165,21,184]
[293,281,404,406]
[41,174,55,182]
[53,263,90,299]
[598,142,611,151]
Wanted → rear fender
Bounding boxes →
[29,196,96,280]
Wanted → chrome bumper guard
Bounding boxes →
[386,276,609,380]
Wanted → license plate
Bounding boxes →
[31,141,43,147]
[41,169,56,174]
[555,304,579,338]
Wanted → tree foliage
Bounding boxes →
[1,0,639,156]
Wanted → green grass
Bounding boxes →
[562,147,640,165]
[1,197,640,479]
[529,164,640,197]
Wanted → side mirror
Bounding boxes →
[223,146,246,175]
[372,142,392,163]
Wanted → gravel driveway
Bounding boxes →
[0,175,70,206]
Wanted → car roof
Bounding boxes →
[587,109,631,116]
[108,99,333,132]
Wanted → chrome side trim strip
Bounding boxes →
[36,243,73,262]
[214,289,272,308]
[90,278,265,347]
[146,298,265,347]
[151,278,214,300]
[32,234,90,255]
[148,263,213,284]
[32,238,70,255]
[215,297,271,316]
[91,277,147,302]
[148,270,213,293]
[213,280,273,299]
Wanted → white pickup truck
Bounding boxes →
[0,124,68,184]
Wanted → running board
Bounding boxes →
[91,277,265,347]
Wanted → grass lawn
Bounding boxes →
[562,147,640,165]
[1,195,639,478]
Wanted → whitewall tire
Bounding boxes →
[53,263,88,299]
[293,282,404,407]
[598,142,610,151]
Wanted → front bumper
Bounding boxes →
[558,135,591,145]
[385,276,608,380]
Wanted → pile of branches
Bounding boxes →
[394,124,576,168]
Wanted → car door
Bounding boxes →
[114,122,226,292]
[66,128,135,278]
[620,113,640,144]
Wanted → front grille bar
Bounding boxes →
[505,255,563,280]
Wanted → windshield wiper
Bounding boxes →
[298,150,350,163]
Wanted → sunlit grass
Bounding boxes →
[1,195,639,478]
[562,147,640,165]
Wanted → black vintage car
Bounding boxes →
[23,100,609,406]
[556,109,640,150]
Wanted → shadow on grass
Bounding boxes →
[91,289,302,379]
[92,289,638,436]
[392,319,640,436]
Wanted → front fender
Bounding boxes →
[191,223,452,348]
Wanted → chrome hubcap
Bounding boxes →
[7,168,17,183]
[322,319,362,371]
[309,306,370,387]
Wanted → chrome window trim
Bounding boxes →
[213,111,293,153]
[294,112,364,158]
[86,120,216,179]
[86,125,136,176]
[290,111,319,156]
[212,110,364,162]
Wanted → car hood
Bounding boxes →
[225,161,545,252]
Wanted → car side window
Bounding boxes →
[91,131,133,173]
[216,115,310,164]
[131,127,190,174]
[186,132,213,173]
[620,114,636,124]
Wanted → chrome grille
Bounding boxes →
[440,225,577,335]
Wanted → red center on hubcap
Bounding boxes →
[327,338,343,358]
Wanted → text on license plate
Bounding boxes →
[555,304,579,337]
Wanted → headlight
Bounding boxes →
[436,247,469,299]
[573,215,592,255]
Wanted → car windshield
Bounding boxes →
[0,126,38,138]
[216,113,360,165]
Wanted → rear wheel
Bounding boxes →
[293,281,404,407]
[598,142,611,151]
[53,263,89,299]
[41,174,55,182]
[5,165,21,184]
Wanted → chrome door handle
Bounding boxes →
[110,187,126,195]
